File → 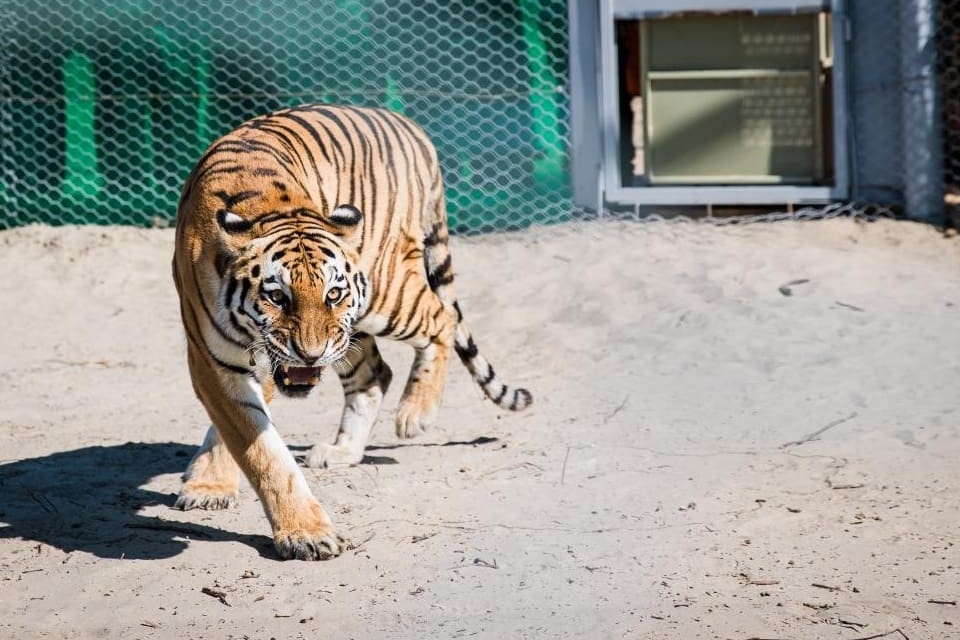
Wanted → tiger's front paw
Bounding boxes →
[304,442,364,468]
[274,525,352,561]
[395,399,437,439]
[174,480,239,510]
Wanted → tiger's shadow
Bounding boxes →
[0,442,274,561]
[1,437,494,560]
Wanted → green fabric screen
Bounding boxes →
[0,0,571,232]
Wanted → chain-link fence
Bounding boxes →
[0,1,955,231]
[1,0,572,233]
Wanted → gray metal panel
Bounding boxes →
[568,0,603,211]
[830,0,851,200]
[596,0,850,206]
[607,184,842,204]
[847,0,903,204]
[899,0,944,222]
[599,0,626,201]
[641,13,824,184]
[612,0,829,18]
[589,0,939,212]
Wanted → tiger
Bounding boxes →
[171,103,532,561]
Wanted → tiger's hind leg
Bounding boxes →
[305,333,393,467]
[392,214,460,439]
[355,226,460,439]
[388,293,458,440]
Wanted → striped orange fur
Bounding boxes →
[171,104,531,560]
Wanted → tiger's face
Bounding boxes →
[214,206,368,398]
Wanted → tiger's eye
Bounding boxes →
[267,289,286,306]
[326,288,343,304]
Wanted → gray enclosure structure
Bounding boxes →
[570,0,946,222]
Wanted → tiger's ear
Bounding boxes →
[330,204,362,226]
[217,209,253,234]
[329,204,363,245]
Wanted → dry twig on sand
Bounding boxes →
[200,587,230,607]
[780,412,857,449]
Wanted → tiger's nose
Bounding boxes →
[293,343,324,366]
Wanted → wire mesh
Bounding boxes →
[0,0,573,233]
[0,1,953,231]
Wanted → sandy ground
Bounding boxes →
[0,217,958,639]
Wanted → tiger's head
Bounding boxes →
[213,203,368,397]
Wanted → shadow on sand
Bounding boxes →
[1,436,497,560]
[0,442,273,560]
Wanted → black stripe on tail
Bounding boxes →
[420,191,529,411]
[454,330,532,412]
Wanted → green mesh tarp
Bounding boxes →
[1,0,572,232]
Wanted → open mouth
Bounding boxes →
[273,364,323,397]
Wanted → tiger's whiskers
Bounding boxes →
[245,339,270,367]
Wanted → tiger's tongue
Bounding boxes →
[286,366,321,385]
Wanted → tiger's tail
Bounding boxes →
[421,178,532,413]
[451,310,533,411]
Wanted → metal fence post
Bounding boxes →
[900,0,945,223]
